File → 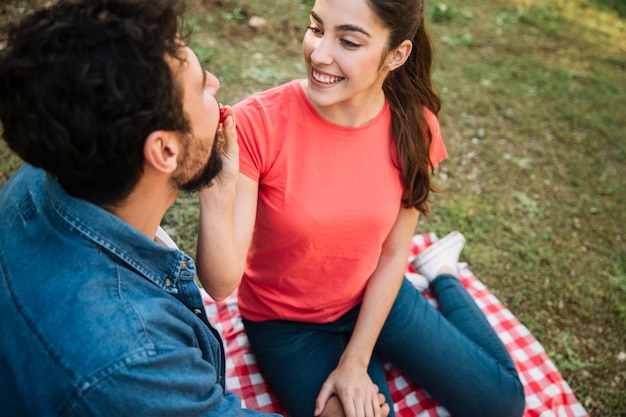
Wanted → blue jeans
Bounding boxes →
[243,276,525,417]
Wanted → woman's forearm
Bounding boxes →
[196,181,243,300]
[339,207,419,369]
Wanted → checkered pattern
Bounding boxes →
[202,233,588,416]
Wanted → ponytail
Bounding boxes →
[371,0,440,214]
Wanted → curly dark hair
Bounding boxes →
[0,0,191,206]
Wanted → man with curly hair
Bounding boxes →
[0,0,278,415]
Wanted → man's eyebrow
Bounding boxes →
[189,49,206,91]
[200,60,207,91]
[310,10,372,38]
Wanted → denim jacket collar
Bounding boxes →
[43,170,192,294]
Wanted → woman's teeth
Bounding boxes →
[313,71,344,84]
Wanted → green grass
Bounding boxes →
[1,0,625,414]
[423,1,626,413]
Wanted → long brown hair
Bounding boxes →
[369,0,441,214]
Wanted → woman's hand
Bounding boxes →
[196,104,242,300]
[317,392,390,417]
[212,105,238,187]
[314,361,389,417]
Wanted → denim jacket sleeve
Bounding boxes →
[0,166,280,417]
[67,346,278,416]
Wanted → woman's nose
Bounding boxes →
[309,36,333,66]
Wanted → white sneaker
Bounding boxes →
[411,231,465,281]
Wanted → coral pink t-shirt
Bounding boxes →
[235,80,447,323]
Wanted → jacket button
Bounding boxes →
[181,260,188,270]
[164,278,172,287]
[193,309,203,315]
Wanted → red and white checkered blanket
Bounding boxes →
[201,233,588,416]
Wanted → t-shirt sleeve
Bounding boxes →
[424,107,447,168]
[234,98,267,182]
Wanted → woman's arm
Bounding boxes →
[315,206,419,417]
[196,114,259,301]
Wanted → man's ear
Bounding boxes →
[143,130,181,175]
[386,39,413,71]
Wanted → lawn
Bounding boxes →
[1,0,625,414]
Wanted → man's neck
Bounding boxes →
[103,181,178,240]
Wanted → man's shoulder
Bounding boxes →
[0,164,43,205]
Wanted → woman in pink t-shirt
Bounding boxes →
[197,0,524,416]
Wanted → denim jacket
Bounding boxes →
[0,165,276,417]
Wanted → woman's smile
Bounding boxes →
[311,69,345,85]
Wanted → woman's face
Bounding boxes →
[302,0,392,118]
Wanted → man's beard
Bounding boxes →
[178,132,223,192]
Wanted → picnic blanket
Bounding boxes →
[201,233,588,416]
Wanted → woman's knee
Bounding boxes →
[481,378,526,417]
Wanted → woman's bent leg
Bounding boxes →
[375,278,525,417]
[243,318,342,417]
[432,274,518,375]
[243,312,394,417]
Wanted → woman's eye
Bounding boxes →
[341,39,360,49]
[307,26,322,35]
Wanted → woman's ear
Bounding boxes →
[386,39,413,71]
[143,130,181,175]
